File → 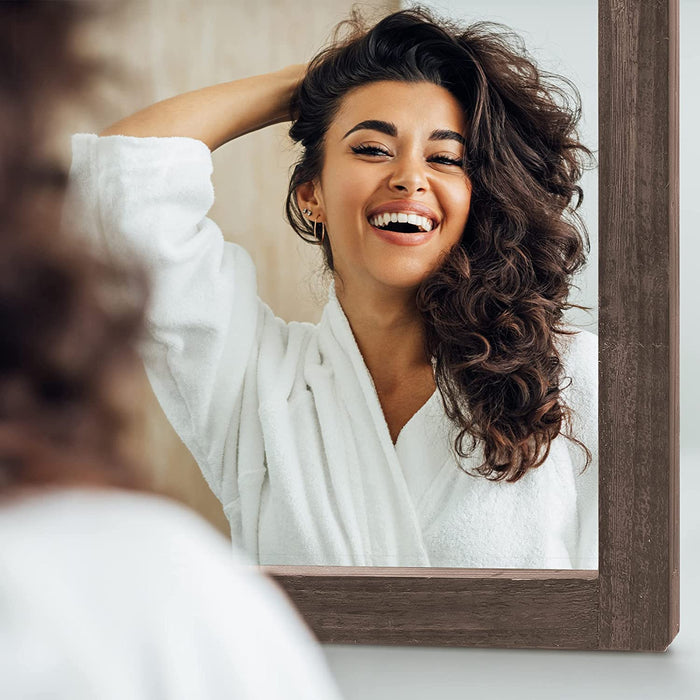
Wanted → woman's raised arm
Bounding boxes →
[99,63,307,150]
[67,63,310,521]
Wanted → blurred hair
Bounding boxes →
[0,0,149,495]
[285,5,596,481]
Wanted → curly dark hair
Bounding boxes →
[0,0,149,495]
[285,5,596,482]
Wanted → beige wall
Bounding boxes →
[65,0,398,534]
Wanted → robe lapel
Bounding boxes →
[318,281,431,566]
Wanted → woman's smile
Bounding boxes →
[366,217,439,246]
[365,197,441,245]
[300,80,472,294]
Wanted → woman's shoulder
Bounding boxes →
[263,282,333,349]
[0,487,343,699]
[0,487,235,557]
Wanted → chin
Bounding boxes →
[372,268,433,293]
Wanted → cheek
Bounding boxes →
[440,188,472,246]
[453,183,473,224]
[326,172,373,221]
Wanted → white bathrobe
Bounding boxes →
[0,488,343,700]
[66,133,598,570]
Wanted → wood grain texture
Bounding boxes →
[597,0,679,651]
[265,568,599,648]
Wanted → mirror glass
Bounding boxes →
[64,0,598,571]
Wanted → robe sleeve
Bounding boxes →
[64,134,272,512]
[560,327,599,570]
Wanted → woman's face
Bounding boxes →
[299,80,472,297]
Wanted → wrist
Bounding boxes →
[270,64,307,122]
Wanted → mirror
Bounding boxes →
[64,0,600,571]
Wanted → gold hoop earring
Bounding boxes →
[302,208,325,245]
[313,218,325,244]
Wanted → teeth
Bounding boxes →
[368,212,435,232]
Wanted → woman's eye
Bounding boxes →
[350,145,390,157]
[430,155,463,166]
[350,145,462,167]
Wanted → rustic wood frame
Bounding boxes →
[260,0,680,651]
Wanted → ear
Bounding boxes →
[296,180,323,217]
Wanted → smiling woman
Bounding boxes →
[299,81,471,294]
[68,5,598,569]
[294,79,473,431]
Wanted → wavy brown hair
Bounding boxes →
[285,5,596,482]
[0,0,149,496]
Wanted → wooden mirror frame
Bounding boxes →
[259,0,680,651]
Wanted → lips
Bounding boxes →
[366,217,439,247]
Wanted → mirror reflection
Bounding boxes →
[66,2,598,569]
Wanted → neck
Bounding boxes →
[334,277,433,393]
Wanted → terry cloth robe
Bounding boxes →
[66,133,599,570]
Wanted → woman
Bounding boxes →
[69,6,598,568]
[0,2,343,697]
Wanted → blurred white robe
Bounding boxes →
[0,488,343,700]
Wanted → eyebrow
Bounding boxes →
[342,119,466,146]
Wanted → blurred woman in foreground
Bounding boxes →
[0,3,342,698]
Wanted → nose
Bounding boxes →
[387,152,428,194]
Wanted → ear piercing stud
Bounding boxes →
[300,208,325,244]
